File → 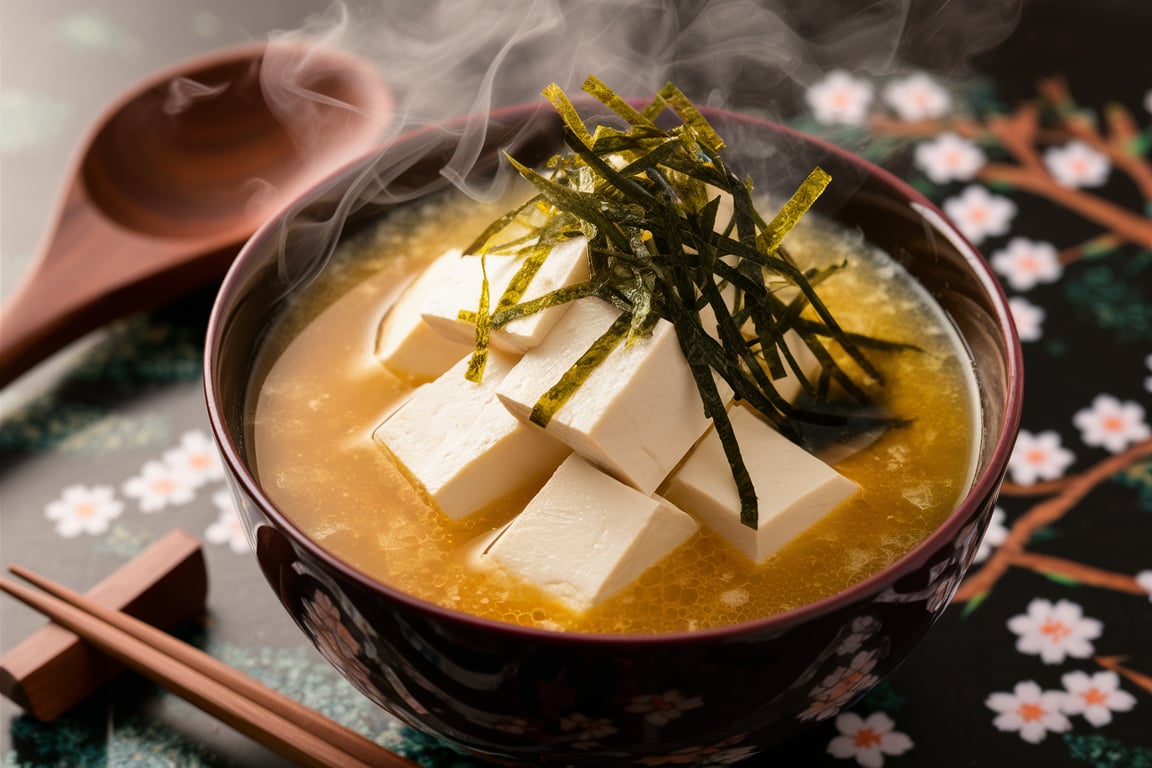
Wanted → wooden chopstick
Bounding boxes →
[2,566,419,768]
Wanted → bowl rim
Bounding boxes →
[204,100,1024,646]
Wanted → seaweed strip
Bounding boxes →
[463,255,493,383]
[450,78,907,528]
[529,313,632,427]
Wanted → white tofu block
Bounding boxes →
[419,252,518,343]
[373,351,570,520]
[421,236,590,354]
[483,454,698,612]
[497,296,733,495]
[662,403,860,563]
[375,249,473,380]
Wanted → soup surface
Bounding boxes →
[248,188,979,634]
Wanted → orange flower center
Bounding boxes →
[1026,449,1048,464]
[1018,702,1046,722]
[1082,688,1108,706]
[1040,618,1071,642]
[75,503,96,519]
[1102,415,1124,432]
[854,727,883,748]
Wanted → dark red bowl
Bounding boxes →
[204,102,1023,765]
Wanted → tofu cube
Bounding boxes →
[497,296,733,495]
[661,403,859,563]
[421,236,590,354]
[375,249,473,380]
[373,351,570,519]
[483,454,698,612]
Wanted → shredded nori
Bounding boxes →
[456,77,911,528]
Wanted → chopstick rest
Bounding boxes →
[0,528,207,721]
[0,566,415,768]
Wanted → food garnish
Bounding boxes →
[458,76,905,528]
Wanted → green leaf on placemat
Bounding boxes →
[1064,256,1152,343]
[0,396,169,455]
[1043,571,1082,586]
[959,591,989,618]
[855,679,906,713]
[5,696,229,768]
[58,414,170,455]
[71,318,204,384]
[209,643,486,766]
[94,523,158,559]
[1064,733,1152,768]
[0,398,105,452]
[1116,459,1152,511]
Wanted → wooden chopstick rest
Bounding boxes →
[9,564,416,767]
[0,574,381,768]
[0,528,207,721]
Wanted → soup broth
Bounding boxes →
[248,188,979,634]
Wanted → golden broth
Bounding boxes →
[248,189,978,634]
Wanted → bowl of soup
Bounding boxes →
[204,89,1022,765]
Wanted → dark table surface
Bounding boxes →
[2,1,1150,766]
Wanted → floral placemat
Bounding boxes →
[2,1,1150,766]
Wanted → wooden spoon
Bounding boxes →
[0,41,391,387]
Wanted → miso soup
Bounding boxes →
[247,186,979,635]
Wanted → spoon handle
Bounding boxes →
[0,186,235,388]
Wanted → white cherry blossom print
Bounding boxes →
[559,713,618,742]
[1044,140,1110,188]
[1072,394,1150,453]
[942,185,1017,244]
[205,489,249,554]
[493,717,531,735]
[882,73,951,121]
[44,484,123,538]
[1060,670,1136,726]
[1007,296,1045,342]
[162,429,224,487]
[1007,598,1102,664]
[623,690,703,726]
[836,616,882,656]
[1007,430,1075,485]
[799,650,881,721]
[827,711,913,768]
[974,507,1009,564]
[986,681,1071,743]
[990,238,1063,291]
[806,71,874,125]
[1137,570,1152,602]
[914,132,986,183]
[122,460,198,512]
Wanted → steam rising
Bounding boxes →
[163,78,230,115]
[251,0,1021,290]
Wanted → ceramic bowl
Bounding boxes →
[204,102,1023,765]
